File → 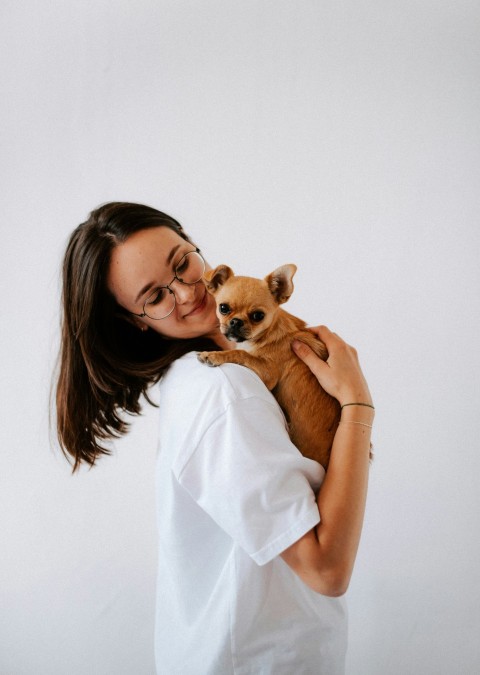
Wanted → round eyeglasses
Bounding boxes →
[129,247,206,320]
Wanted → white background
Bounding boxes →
[1,1,479,673]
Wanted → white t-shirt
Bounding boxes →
[154,352,347,675]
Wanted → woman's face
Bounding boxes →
[107,226,222,342]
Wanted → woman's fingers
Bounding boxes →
[292,337,339,399]
[307,324,331,342]
[292,340,329,379]
[292,326,372,406]
[308,325,345,350]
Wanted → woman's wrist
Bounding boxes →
[340,401,374,411]
[340,403,375,425]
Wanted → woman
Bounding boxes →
[56,202,374,674]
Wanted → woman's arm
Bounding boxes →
[280,325,374,597]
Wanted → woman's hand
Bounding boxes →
[292,325,373,408]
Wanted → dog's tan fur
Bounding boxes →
[197,264,340,469]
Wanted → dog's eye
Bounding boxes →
[219,303,231,315]
[250,311,265,323]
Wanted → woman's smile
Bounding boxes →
[182,286,208,318]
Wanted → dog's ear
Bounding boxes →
[265,264,297,304]
[203,265,234,293]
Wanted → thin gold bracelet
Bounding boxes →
[340,420,373,429]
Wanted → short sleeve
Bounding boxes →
[176,395,325,566]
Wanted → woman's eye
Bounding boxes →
[176,257,189,275]
[219,304,231,315]
[250,311,265,323]
[146,288,167,306]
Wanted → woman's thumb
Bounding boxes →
[292,339,311,359]
[292,339,329,382]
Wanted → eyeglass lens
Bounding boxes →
[144,250,205,319]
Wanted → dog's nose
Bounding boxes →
[229,318,244,328]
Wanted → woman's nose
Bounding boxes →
[170,279,196,303]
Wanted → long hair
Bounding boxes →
[56,202,216,472]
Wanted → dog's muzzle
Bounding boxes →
[225,317,248,343]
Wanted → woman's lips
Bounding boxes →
[183,289,207,318]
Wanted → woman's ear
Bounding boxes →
[115,311,148,331]
[131,318,148,332]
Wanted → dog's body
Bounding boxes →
[197,264,340,469]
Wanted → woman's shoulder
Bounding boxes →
[162,351,274,405]
[156,352,285,468]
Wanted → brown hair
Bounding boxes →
[56,202,216,472]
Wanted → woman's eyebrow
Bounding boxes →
[134,244,182,304]
[166,244,181,265]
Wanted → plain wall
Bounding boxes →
[1,1,479,673]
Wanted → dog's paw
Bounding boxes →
[197,351,224,367]
[197,351,213,365]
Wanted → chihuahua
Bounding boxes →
[197,264,340,469]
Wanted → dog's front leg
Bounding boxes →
[197,350,278,390]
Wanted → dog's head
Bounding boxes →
[203,264,297,343]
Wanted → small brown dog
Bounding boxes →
[197,264,340,469]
